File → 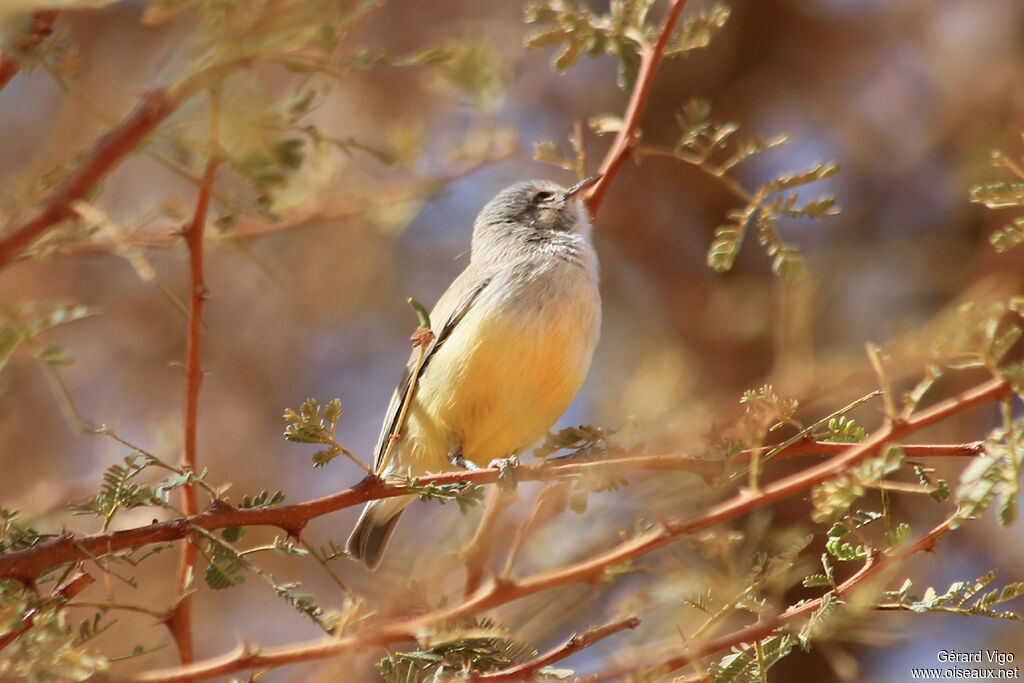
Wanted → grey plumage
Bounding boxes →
[346,178,602,570]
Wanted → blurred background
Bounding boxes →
[1,0,1023,680]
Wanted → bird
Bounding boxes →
[346,175,603,570]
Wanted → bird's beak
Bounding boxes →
[564,174,603,201]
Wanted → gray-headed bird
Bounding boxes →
[347,176,602,570]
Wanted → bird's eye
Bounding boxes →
[533,190,555,204]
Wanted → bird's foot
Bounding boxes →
[487,454,520,494]
[448,448,481,471]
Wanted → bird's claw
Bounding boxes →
[449,450,481,471]
[488,454,520,494]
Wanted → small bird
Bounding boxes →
[346,176,603,570]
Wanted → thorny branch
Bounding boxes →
[585,0,691,214]
[597,518,957,682]
[0,59,246,269]
[166,108,222,667]
[113,377,1010,682]
[0,435,988,585]
[469,615,641,682]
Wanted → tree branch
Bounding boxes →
[469,615,641,682]
[0,431,993,585]
[600,518,957,681]
[585,0,691,215]
[166,137,221,668]
[0,10,58,93]
[111,378,1010,682]
[0,59,246,269]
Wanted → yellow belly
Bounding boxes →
[393,274,599,473]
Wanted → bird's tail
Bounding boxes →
[346,496,412,570]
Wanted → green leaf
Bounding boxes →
[955,419,1022,527]
[756,205,807,281]
[989,324,1022,363]
[377,615,536,681]
[401,478,486,512]
[710,632,796,682]
[324,398,343,426]
[825,530,867,562]
[588,114,624,136]
[759,162,840,195]
[990,217,1024,253]
[970,181,1024,209]
[770,245,807,282]
[205,559,244,590]
[240,489,286,508]
[525,28,568,50]
[153,472,197,504]
[707,205,756,273]
[0,327,23,370]
[613,37,642,91]
[820,416,866,443]
[553,39,586,73]
[885,522,911,549]
[886,571,1024,620]
[533,424,613,458]
[802,573,831,588]
[665,3,731,57]
[524,0,655,91]
[720,134,790,172]
[312,448,338,467]
[736,384,799,442]
[999,493,1018,526]
[273,138,305,169]
[913,465,950,503]
[408,298,431,330]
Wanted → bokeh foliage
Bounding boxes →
[1,1,1023,682]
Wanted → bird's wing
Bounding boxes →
[372,264,495,472]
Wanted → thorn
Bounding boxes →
[282,522,307,540]
[490,573,516,593]
[208,498,235,513]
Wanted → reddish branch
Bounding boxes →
[585,0,691,214]
[116,378,1010,683]
[0,10,58,93]
[0,568,93,652]
[603,517,957,681]
[166,154,220,667]
[0,436,986,585]
[0,60,244,270]
[469,615,641,682]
